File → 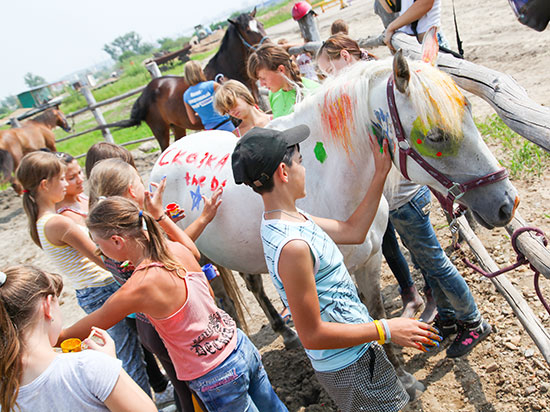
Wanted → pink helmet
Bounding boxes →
[292,1,312,21]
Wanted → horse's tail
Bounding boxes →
[216,265,249,334]
[0,149,14,185]
[101,83,155,129]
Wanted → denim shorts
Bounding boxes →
[188,329,287,412]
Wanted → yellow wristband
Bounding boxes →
[374,320,385,345]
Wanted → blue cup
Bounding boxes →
[202,263,217,281]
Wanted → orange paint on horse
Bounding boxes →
[321,93,356,155]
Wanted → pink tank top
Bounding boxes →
[136,262,237,381]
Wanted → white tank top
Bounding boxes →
[36,213,114,290]
[398,0,441,36]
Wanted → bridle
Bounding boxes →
[386,76,509,219]
[235,28,269,51]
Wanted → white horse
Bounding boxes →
[150,47,518,396]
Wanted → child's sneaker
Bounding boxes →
[432,314,458,340]
[447,319,492,358]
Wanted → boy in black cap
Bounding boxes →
[232,125,441,412]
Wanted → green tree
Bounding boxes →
[24,72,46,88]
[103,31,150,62]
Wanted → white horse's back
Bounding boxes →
[150,130,267,273]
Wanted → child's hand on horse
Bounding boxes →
[369,136,392,178]
[386,318,442,352]
[201,186,223,223]
[145,176,168,221]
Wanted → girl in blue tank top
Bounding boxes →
[183,61,235,132]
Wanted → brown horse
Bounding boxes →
[106,10,269,152]
[0,108,71,193]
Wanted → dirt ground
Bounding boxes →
[3,1,550,411]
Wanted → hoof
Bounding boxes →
[398,371,424,402]
[283,331,302,349]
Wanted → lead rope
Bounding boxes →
[451,221,550,315]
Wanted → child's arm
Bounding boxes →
[278,239,438,350]
[45,215,107,269]
[184,101,200,125]
[184,186,223,241]
[145,178,201,260]
[104,370,157,412]
[383,0,435,50]
[57,284,145,345]
[311,139,391,245]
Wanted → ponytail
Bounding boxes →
[16,152,64,248]
[87,197,183,272]
[0,265,63,411]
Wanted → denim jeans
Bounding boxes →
[76,283,151,396]
[188,329,288,412]
[382,219,414,292]
[389,186,480,323]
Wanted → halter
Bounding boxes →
[236,29,269,51]
[386,76,509,219]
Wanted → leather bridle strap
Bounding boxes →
[385,75,509,216]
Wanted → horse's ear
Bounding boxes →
[393,49,410,94]
[250,7,257,17]
[420,26,439,66]
[228,18,237,25]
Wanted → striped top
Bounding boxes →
[36,213,114,290]
[261,210,372,373]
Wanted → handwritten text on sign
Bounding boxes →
[158,149,230,191]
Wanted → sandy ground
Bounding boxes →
[2,1,550,410]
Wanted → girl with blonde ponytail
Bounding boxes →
[15,151,150,396]
[59,196,288,412]
[0,265,155,412]
[247,43,320,118]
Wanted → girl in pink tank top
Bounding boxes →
[59,196,287,412]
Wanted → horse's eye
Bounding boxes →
[425,128,451,143]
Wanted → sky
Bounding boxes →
[0,0,261,101]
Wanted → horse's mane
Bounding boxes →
[293,58,466,159]
[30,109,56,127]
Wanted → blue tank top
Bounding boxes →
[183,81,235,131]
[261,210,372,372]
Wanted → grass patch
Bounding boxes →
[258,0,293,28]
[477,114,550,179]
[190,47,220,62]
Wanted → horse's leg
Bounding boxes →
[354,251,425,401]
[146,113,170,152]
[240,272,300,349]
[171,125,187,143]
[43,129,57,152]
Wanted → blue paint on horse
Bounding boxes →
[190,185,202,211]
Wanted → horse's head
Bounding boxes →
[52,107,71,132]
[228,8,269,50]
[381,35,518,228]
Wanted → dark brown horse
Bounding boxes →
[107,10,269,152]
[0,108,71,193]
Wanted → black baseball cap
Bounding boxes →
[232,125,310,187]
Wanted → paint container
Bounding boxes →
[202,264,217,281]
[166,203,182,219]
[60,338,82,353]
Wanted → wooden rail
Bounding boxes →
[66,85,146,118]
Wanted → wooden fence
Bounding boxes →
[49,61,163,158]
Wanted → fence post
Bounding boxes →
[10,118,21,128]
[80,86,114,143]
[145,61,162,79]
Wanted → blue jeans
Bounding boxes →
[382,219,414,291]
[188,329,288,412]
[389,186,480,323]
[76,282,151,396]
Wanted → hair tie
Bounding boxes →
[0,271,6,287]
[98,196,106,201]
[139,210,143,218]
[23,189,29,193]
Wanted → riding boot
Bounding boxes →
[419,287,438,323]
[400,285,424,318]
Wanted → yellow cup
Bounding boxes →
[61,338,82,353]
